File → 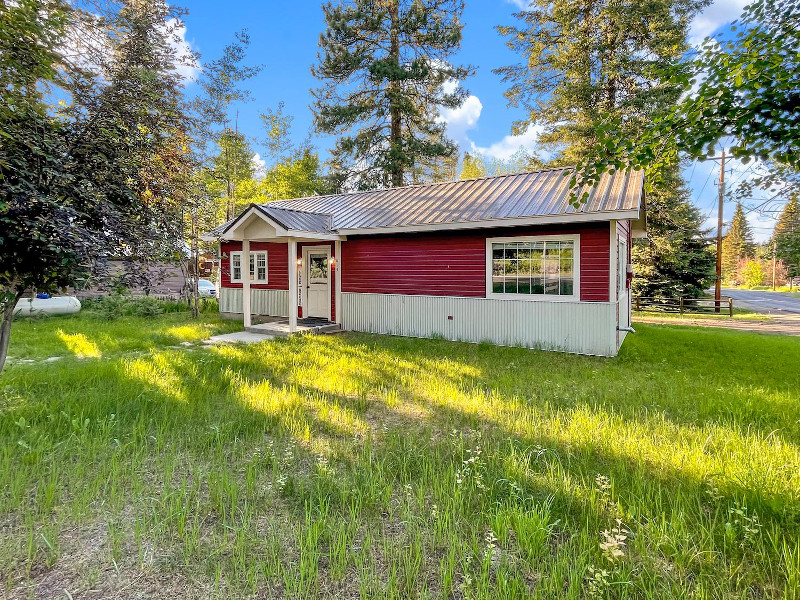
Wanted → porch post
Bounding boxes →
[288,238,298,333]
[242,238,252,328]
[334,240,342,325]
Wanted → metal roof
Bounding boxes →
[206,168,643,238]
[260,206,332,233]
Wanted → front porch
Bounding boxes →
[206,204,344,334]
[245,316,341,338]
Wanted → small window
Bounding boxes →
[231,253,242,282]
[230,251,268,283]
[488,236,578,299]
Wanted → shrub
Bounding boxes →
[81,294,190,320]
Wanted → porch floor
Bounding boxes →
[245,317,341,338]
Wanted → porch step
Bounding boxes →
[245,321,341,338]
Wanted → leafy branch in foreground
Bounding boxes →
[574,0,800,200]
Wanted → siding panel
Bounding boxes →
[342,223,610,301]
[221,242,288,290]
[219,288,289,317]
[341,292,618,356]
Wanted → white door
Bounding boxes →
[618,238,630,329]
[305,249,330,319]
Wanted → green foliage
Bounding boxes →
[201,129,257,222]
[0,0,193,371]
[740,259,767,289]
[632,167,716,298]
[772,197,800,281]
[722,203,755,284]
[312,0,474,189]
[1,315,799,597]
[496,0,712,297]
[576,0,800,202]
[80,294,188,320]
[496,0,710,166]
[254,149,330,202]
[460,153,486,180]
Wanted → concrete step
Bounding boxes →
[245,322,341,337]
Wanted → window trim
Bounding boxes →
[230,251,268,284]
[485,234,581,302]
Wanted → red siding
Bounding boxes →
[342,224,611,302]
[221,242,288,290]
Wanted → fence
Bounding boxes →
[633,296,734,317]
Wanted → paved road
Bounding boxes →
[721,288,800,315]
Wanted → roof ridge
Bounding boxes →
[262,204,333,217]
[266,166,576,205]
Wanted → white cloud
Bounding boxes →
[164,18,200,83]
[251,153,267,179]
[690,0,749,44]
[471,125,546,161]
[504,0,532,9]
[438,94,483,148]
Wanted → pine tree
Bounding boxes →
[496,0,712,298]
[722,202,754,284]
[312,0,474,190]
[771,197,800,284]
[632,170,716,298]
[496,0,710,164]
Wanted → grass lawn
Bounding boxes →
[1,314,799,599]
[633,309,772,322]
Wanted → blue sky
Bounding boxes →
[176,0,776,241]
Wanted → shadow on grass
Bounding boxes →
[1,324,798,597]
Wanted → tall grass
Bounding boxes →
[1,315,798,598]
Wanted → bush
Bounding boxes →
[81,294,190,320]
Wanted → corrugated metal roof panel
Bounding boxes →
[260,206,332,233]
[204,168,643,238]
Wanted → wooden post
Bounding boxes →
[334,240,342,325]
[729,298,733,317]
[288,238,298,333]
[679,297,684,315]
[242,238,251,328]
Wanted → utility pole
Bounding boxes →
[715,150,726,313]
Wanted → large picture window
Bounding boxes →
[230,251,268,283]
[487,236,578,299]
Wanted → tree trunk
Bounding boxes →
[388,0,403,188]
[190,212,200,319]
[0,291,23,376]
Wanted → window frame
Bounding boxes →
[229,251,268,284]
[485,234,581,302]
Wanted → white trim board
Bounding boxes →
[485,234,581,302]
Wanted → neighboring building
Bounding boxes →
[202,168,646,356]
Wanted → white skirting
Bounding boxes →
[219,288,289,317]
[340,292,619,356]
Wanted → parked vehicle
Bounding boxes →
[197,279,216,297]
[14,296,81,317]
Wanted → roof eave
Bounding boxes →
[337,209,641,236]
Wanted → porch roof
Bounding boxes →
[202,167,645,241]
